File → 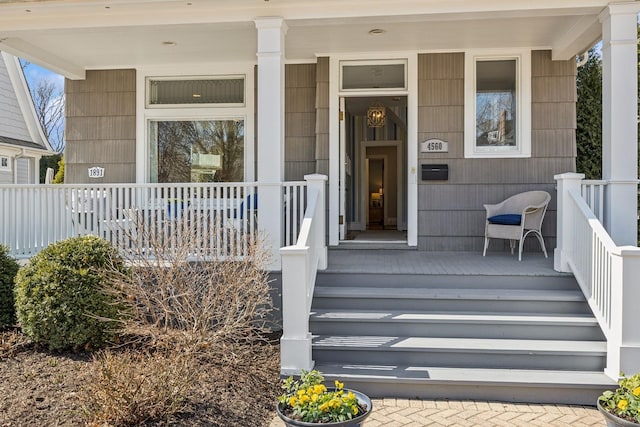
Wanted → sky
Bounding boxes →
[22,61,64,93]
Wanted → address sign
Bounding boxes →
[420,138,448,153]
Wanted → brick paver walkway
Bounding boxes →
[270,399,604,426]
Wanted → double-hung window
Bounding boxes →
[464,50,531,158]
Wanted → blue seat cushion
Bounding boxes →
[488,214,521,225]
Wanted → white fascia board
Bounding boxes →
[552,14,602,60]
[1,52,54,154]
[0,142,51,156]
[0,0,616,31]
[0,38,85,80]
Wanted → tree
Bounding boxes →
[52,156,65,184]
[20,61,65,153]
[575,47,602,179]
[38,153,62,183]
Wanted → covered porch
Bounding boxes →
[0,0,639,403]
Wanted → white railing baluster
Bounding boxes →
[581,180,607,223]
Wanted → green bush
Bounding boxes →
[14,236,126,351]
[0,245,20,327]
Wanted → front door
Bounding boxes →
[329,55,418,246]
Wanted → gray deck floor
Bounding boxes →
[326,249,567,276]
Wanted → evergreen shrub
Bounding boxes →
[0,245,20,327]
[14,236,126,350]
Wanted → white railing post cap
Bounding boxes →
[304,174,328,182]
[554,172,585,180]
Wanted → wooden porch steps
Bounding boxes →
[312,363,613,405]
[309,251,615,404]
[310,310,604,340]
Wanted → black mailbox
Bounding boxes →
[421,164,449,181]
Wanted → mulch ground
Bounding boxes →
[0,328,281,426]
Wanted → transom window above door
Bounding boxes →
[340,60,407,91]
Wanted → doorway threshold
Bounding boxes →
[334,241,414,250]
[337,229,412,250]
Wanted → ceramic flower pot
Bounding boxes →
[276,389,372,427]
[597,401,639,427]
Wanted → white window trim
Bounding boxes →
[329,51,418,247]
[136,63,255,183]
[464,49,531,159]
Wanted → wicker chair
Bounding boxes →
[482,191,551,261]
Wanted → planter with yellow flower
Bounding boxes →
[598,372,640,426]
[277,370,372,426]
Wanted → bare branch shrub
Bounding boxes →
[83,348,198,426]
[81,215,277,425]
[104,213,274,351]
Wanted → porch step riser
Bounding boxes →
[312,297,590,315]
[316,273,578,290]
[310,322,604,341]
[312,349,606,372]
[319,379,606,405]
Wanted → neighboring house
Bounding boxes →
[0,0,639,404]
[0,51,52,184]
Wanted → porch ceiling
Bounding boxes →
[0,0,624,79]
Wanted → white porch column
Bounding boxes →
[255,17,287,269]
[554,172,584,272]
[600,5,639,246]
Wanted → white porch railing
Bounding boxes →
[555,173,640,379]
[1,181,308,260]
[581,179,606,223]
[279,174,328,375]
[282,181,307,247]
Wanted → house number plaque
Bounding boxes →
[88,166,105,178]
[420,138,448,153]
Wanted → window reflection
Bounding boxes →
[149,120,244,183]
[475,60,516,147]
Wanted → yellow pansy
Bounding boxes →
[618,399,628,411]
[314,384,326,394]
[319,402,329,412]
[297,389,306,397]
[312,394,319,402]
[633,386,640,397]
[288,396,298,406]
[335,380,344,389]
[352,405,359,415]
